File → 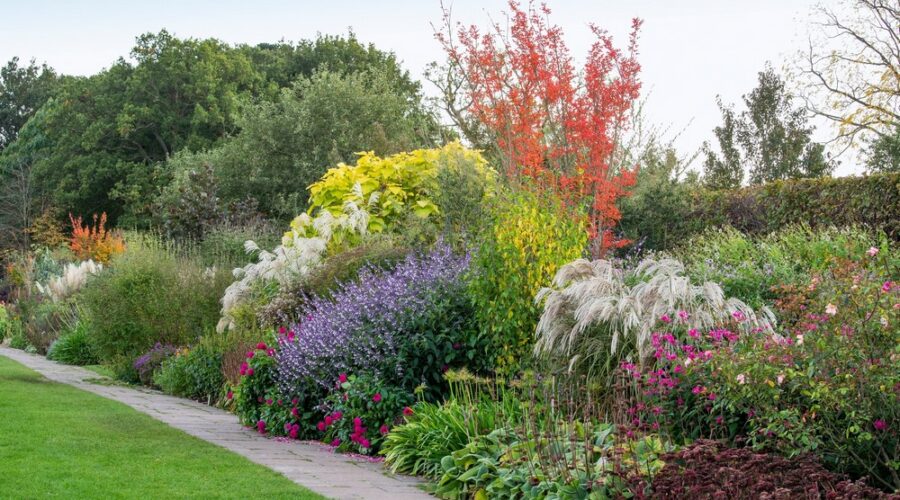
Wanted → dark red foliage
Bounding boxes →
[649,440,897,499]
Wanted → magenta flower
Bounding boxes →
[372,393,382,403]
[660,314,672,324]
[246,351,255,359]
[317,421,326,432]
[677,310,689,321]
[256,420,266,434]
[338,373,348,384]
[330,438,341,447]
[226,391,233,399]
[246,368,254,376]
[278,326,287,335]
[256,342,268,350]
[379,424,389,435]
[324,416,333,426]
[883,281,893,292]
[291,407,299,417]
[402,406,414,416]
[291,398,299,405]
[353,417,363,428]
[874,419,887,431]
[692,385,703,395]
[732,310,746,322]
[265,398,273,406]
[359,438,371,449]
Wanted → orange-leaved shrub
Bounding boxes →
[69,213,125,264]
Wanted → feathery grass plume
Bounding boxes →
[217,203,370,332]
[36,260,103,302]
[535,257,774,376]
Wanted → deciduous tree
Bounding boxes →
[434,1,642,255]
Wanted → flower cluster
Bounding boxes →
[275,244,470,393]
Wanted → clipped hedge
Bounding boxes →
[623,173,900,250]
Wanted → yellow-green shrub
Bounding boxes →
[305,141,493,234]
[470,191,587,374]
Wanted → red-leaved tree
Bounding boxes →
[434,1,642,255]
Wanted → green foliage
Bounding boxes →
[164,69,437,220]
[80,236,231,364]
[703,65,834,188]
[0,302,9,342]
[618,145,700,250]
[154,341,226,404]
[865,124,900,173]
[382,399,514,479]
[46,320,98,365]
[676,225,877,308]
[693,248,899,490]
[635,172,900,251]
[0,57,60,151]
[321,374,413,455]
[469,191,587,374]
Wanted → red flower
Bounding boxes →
[226,391,233,399]
[256,342,268,350]
[372,393,382,403]
[402,406,414,416]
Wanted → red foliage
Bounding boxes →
[436,1,642,254]
[647,440,896,499]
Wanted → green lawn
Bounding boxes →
[0,356,322,499]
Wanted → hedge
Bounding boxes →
[620,172,900,251]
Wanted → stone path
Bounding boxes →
[0,347,430,500]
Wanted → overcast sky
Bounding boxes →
[0,0,859,175]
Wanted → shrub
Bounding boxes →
[649,440,893,498]
[81,238,230,364]
[697,247,900,490]
[639,172,900,251]
[469,191,587,374]
[133,343,177,386]
[68,213,125,264]
[0,303,9,342]
[21,299,72,354]
[307,142,491,234]
[276,244,481,397]
[233,340,325,440]
[155,342,226,404]
[319,374,413,455]
[46,321,98,365]
[676,225,878,308]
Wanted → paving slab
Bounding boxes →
[0,347,430,500]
